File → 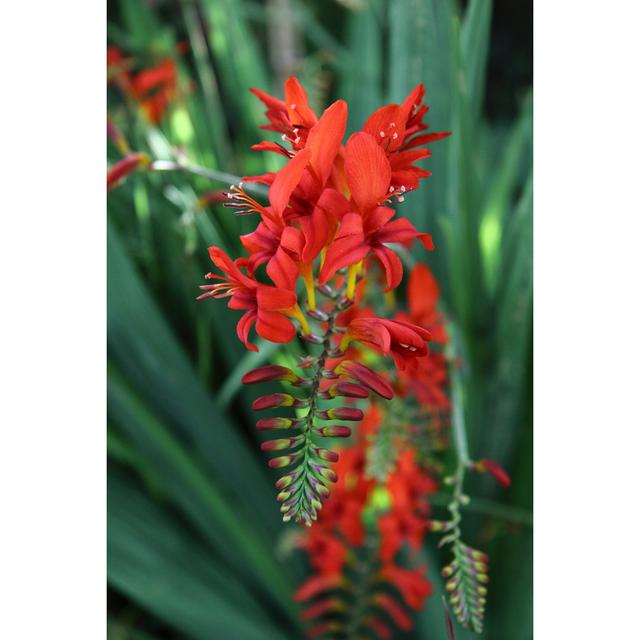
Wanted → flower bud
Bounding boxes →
[252,393,296,410]
[314,425,352,438]
[311,464,338,483]
[322,407,364,421]
[256,417,294,430]
[260,435,304,452]
[107,152,151,190]
[311,447,339,462]
[242,365,300,385]
[472,458,511,487]
[334,361,394,399]
[326,382,369,399]
[268,452,302,469]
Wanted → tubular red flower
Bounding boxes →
[333,361,394,399]
[342,317,431,370]
[198,246,302,351]
[382,564,433,610]
[107,152,150,189]
[473,459,511,487]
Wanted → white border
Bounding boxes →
[0,1,105,638]
[535,1,640,637]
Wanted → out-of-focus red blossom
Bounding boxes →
[301,532,347,575]
[197,246,305,351]
[107,152,150,190]
[472,458,511,487]
[107,46,177,124]
[341,316,431,370]
[378,450,436,562]
[294,573,344,602]
[379,508,429,562]
[405,263,448,343]
[312,444,372,546]
[381,563,433,609]
[373,593,413,631]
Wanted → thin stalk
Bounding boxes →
[150,159,267,195]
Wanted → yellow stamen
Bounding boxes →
[346,263,359,299]
[339,332,351,352]
[285,304,310,335]
[320,247,327,270]
[300,263,316,310]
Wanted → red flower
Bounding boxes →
[302,532,348,575]
[107,152,150,190]
[341,317,431,370]
[294,573,344,602]
[406,263,448,343]
[379,508,429,562]
[251,76,319,153]
[318,132,434,292]
[382,563,433,610]
[387,449,437,515]
[472,459,511,487]
[363,83,450,191]
[130,58,176,124]
[197,246,307,351]
[107,49,177,124]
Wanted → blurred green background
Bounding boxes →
[107,0,532,638]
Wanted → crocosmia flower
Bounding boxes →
[197,246,307,351]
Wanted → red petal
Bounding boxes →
[266,246,299,291]
[236,310,258,351]
[268,147,311,217]
[373,594,412,631]
[250,86,287,111]
[207,246,256,288]
[256,284,297,310]
[279,225,305,258]
[363,104,406,152]
[372,245,404,291]
[299,206,329,264]
[408,263,439,319]
[318,213,368,284]
[284,77,317,127]
[374,217,419,245]
[250,141,290,157]
[294,574,342,602]
[345,132,391,213]
[256,309,296,343]
[403,131,451,149]
[306,99,348,187]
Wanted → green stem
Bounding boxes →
[149,159,267,194]
[283,287,347,524]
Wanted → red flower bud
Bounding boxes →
[334,360,394,399]
[472,459,511,487]
[326,382,369,399]
[107,152,151,190]
[311,447,339,462]
[323,407,364,421]
[261,435,304,452]
[314,425,352,438]
[269,452,303,469]
[242,365,300,385]
[256,417,295,430]
[252,393,296,410]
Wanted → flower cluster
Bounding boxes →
[293,410,437,639]
[201,77,449,524]
[107,46,179,124]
